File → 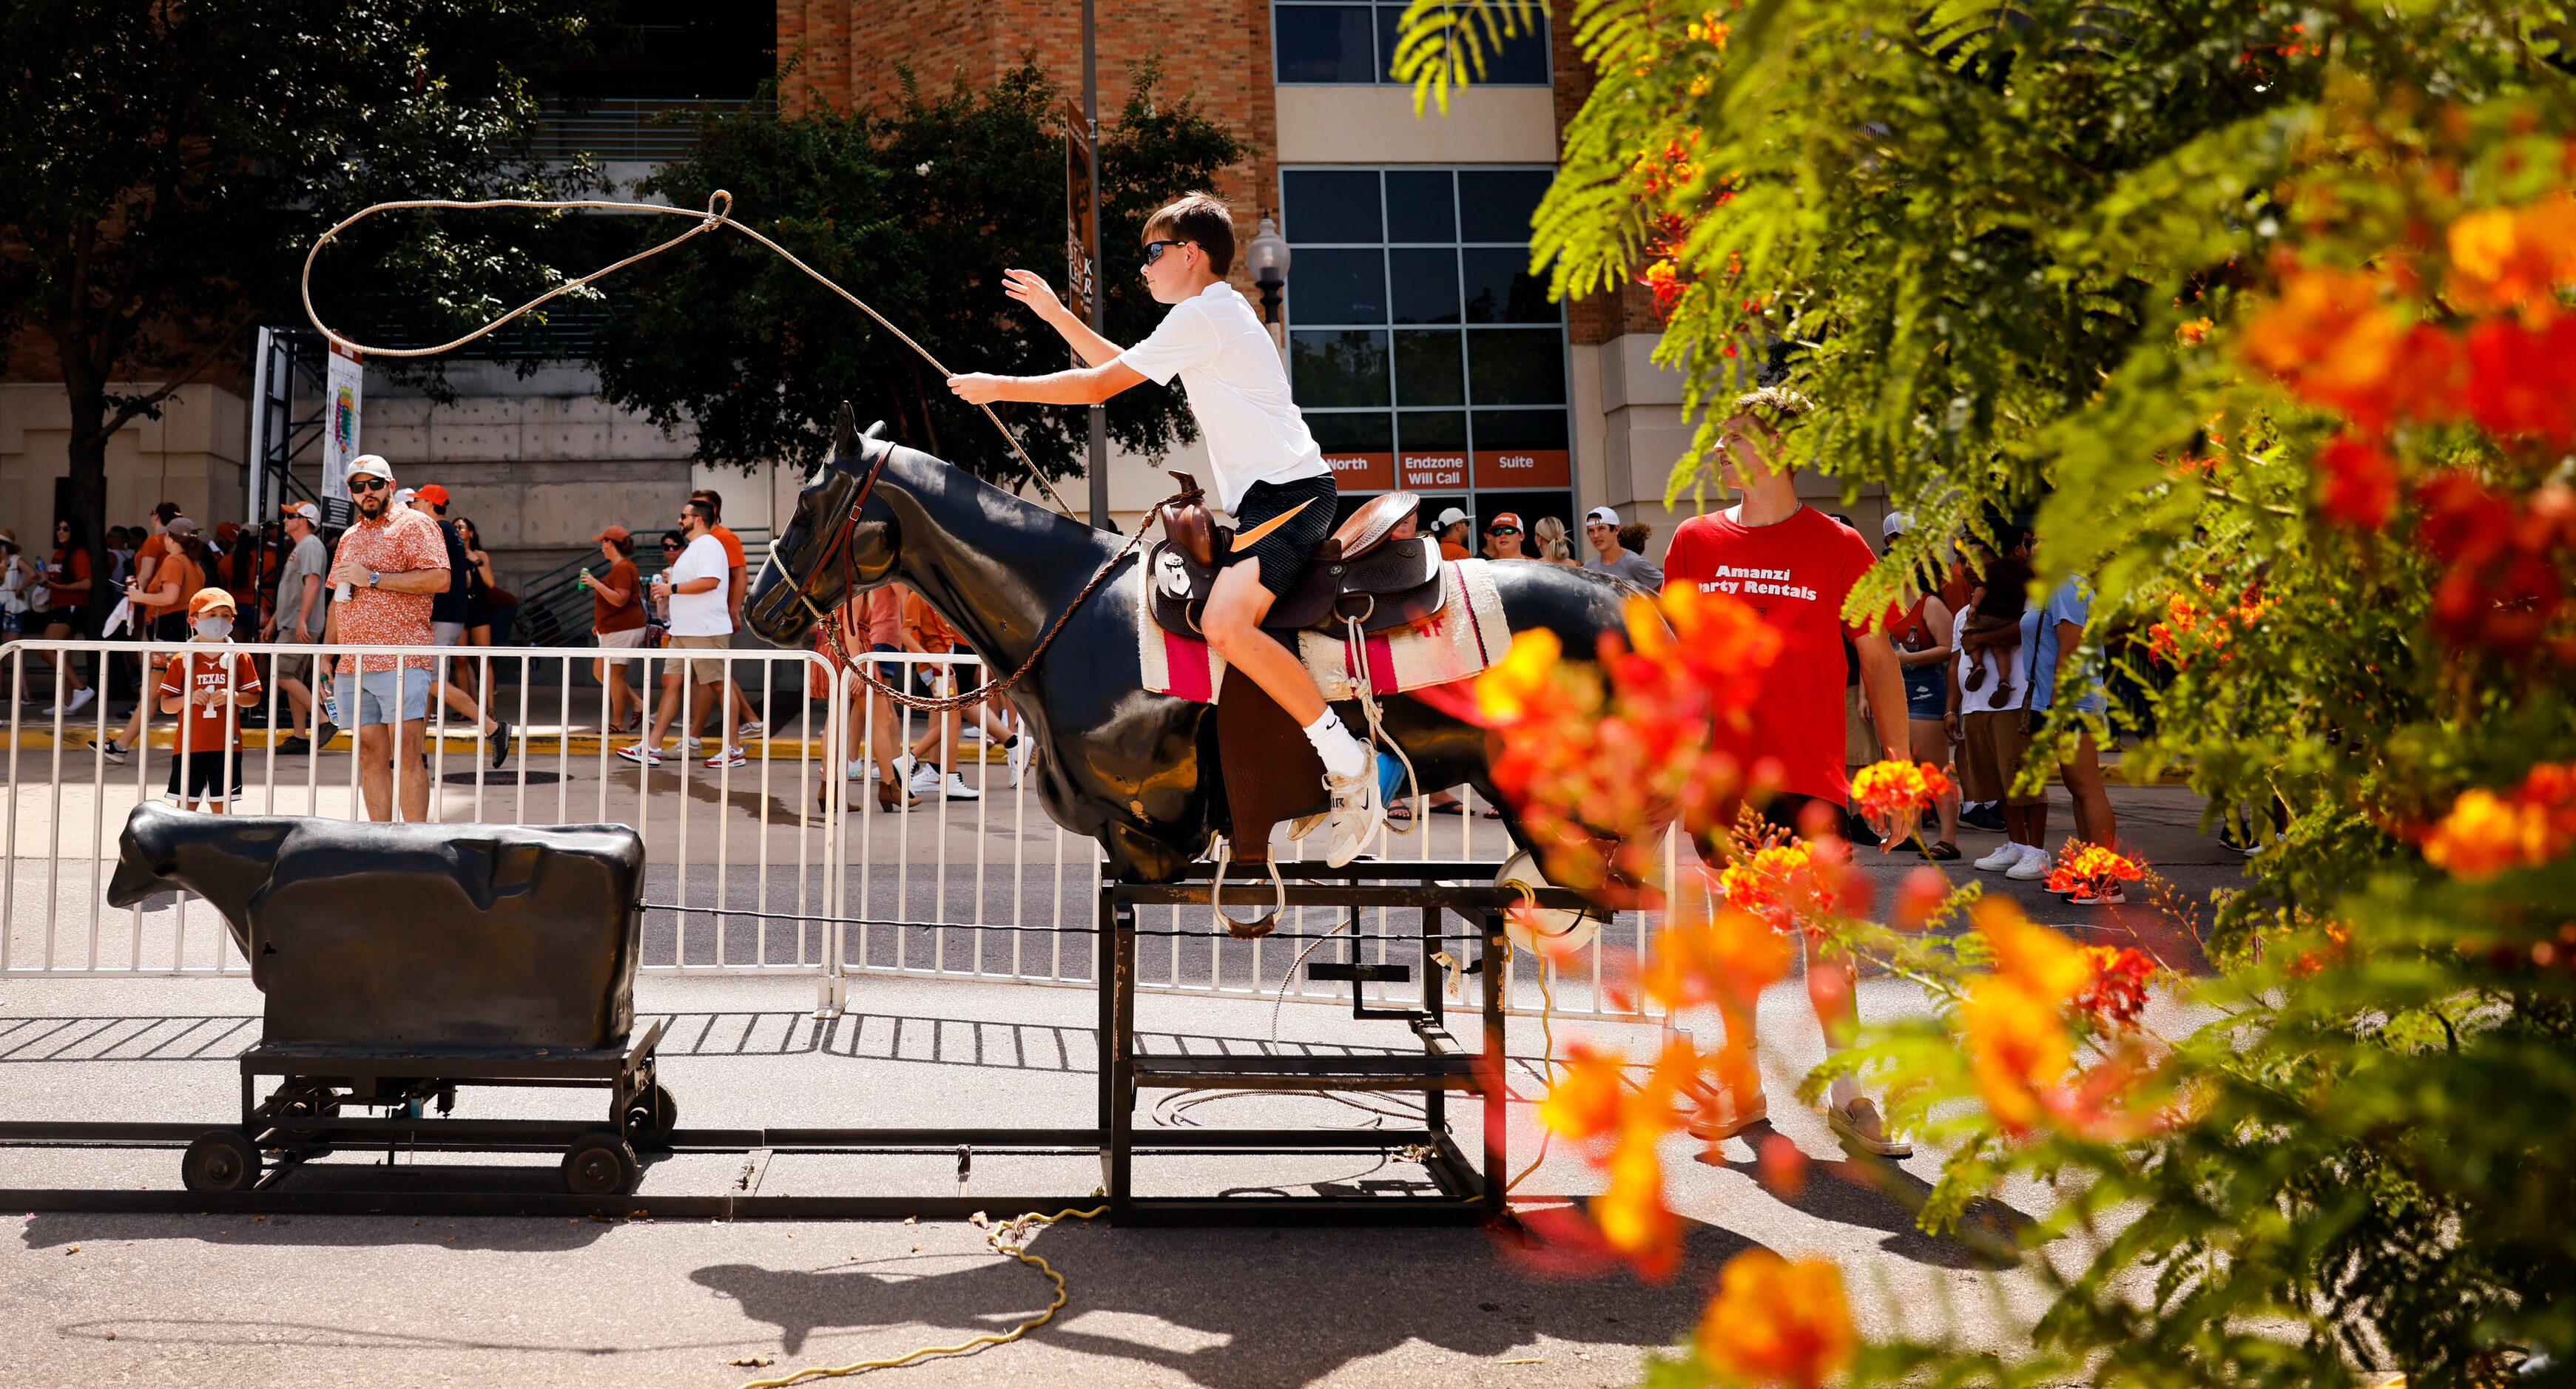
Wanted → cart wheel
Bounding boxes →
[625,1083,679,1149]
[562,1131,639,1196]
[181,1129,260,1194]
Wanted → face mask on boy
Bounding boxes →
[194,616,232,640]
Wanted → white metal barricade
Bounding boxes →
[0,638,1664,1023]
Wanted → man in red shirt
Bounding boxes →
[1662,385,1915,1158]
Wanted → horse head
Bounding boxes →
[746,402,903,646]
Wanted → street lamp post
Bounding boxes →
[1247,217,1290,337]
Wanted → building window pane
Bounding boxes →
[1393,329,1464,405]
[1460,246,1557,324]
[1283,170,1383,243]
[1290,330,1390,408]
[1384,171,1456,243]
[1471,408,1570,488]
[1388,248,1461,325]
[1289,248,1388,325]
[1457,169,1555,242]
[1375,5,1548,85]
[1398,410,1468,448]
[1398,410,1470,491]
[1275,6,1378,84]
[1467,328,1565,405]
[1309,410,1396,492]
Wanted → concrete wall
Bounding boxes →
[362,362,700,592]
[0,382,247,537]
[1274,86,1559,164]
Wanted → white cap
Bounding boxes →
[283,501,320,523]
[1584,506,1620,527]
[1882,510,1913,539]
[345,453,393,481]
[393,487,417,506]
[1433,507,1470,530]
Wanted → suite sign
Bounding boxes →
[1473,448,1570,489]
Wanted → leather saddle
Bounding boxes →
[1148,473,1446,639]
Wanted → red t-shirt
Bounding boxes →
[592,558,646,632]
[157,647,263,753]
[1663,506,1892,806]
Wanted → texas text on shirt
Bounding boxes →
[1662,506,1898,806]
[1114,281,1326,515]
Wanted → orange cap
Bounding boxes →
[187,587,237,618]
[414,483,451,507]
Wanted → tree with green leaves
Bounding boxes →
[587,64,1246,490]
[0,0,614,587]
[1403,0,2576,1383]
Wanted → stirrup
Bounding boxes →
[1207,834,1287,939]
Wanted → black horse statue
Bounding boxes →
[745,409,1631,882]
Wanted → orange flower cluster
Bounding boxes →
[2444,196,2576,320]
[2074,945,2156,1027]
[1476,585,1783,899]
[1963,900,2169,1139]
[1716,831,1867,933]
[2413,473,2576,662]
[2316,433,2400,530]
[1847,757,1955,847]
[2145,584,2269,667]
[1696,1251,1857,1389]
[2421,762,2576,879]
[2044,841,2145,896]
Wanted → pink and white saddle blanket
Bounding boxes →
[1138,558,1512,705]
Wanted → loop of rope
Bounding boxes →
[300,190,1079,518]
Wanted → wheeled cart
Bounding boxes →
[181,1019,673,1197]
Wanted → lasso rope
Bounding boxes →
[734,1206,1108,1389]
[299,190,1080,519]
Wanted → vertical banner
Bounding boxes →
[1063,98,1099,328]
[322,341,363,527]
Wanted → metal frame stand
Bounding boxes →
[1096,860,1583,1227]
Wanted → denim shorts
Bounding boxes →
[333,666,434,727]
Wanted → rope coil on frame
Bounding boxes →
[299,190,1082,519]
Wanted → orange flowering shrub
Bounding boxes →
[2421,763,2576,879]
[2043,842,2145,897]
[1696,1251,1857,1388]
[1847,757,1953,846]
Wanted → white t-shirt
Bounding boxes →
[1953,606,2043,714]
[664,533,732,638]
[1116,281,1328,513]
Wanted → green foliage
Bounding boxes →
[587,64,1245,486]
[1,0,610,567]
[1409,0,2576,1383]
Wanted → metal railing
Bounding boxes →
[0,637,1665,1024]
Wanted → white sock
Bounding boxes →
[1828,1072,1862,1109]
[1301,710,1369,780]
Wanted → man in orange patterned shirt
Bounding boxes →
[324,453,450,822]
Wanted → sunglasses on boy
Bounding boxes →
[1142,239,1193,266]
[348,476,389,493]
[1489,526,1520,537]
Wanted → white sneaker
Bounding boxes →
[2006,843,2054,880]
[1005,735,1032,788]
[684,736,705,755]
[702,746,747,769]
[907,760,942,796]
[736,718,763,738]
[908,762,978,800]
[1318,763,1384,868]
[1973,842,2023,871]
[61,687,93,716]
[934,771,979,800]
[846,758,872,781]
[616,743,664,766]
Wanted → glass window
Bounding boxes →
[1275,2,1548,85]
[1383,171,1456,243]
[1282,170,1383,244]
[1457,169,1555,242]
[1289,248,1388,325]
[1460,246,1557,324]
[1393,329,1464,405]
[1274,6,1378,84]
[1289,330,1389,408]
[1388,248,1461,324]
[1398,410,1469,449]
[1468,328,1565,405]
[1310,411,1393,453]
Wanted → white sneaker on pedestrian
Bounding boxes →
[1973,842,2023,871]
[1828,1098,1912,1158]
[616,743,664,766]
[61,687,93,716]
[702,746,747,769]
[684,736,705,755]
[2006,843,2054,880]
[1318,763,1383,868]
[736,718,763,738]
[934,770,978,800]
[1005,735,1032,787]
[907,760,943,797]
[846,758,872,781]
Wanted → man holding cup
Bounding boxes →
[324,454,449,822]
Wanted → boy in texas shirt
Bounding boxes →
[1662,386,1915,1160]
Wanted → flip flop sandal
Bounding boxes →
[1428,802,1467,815]
[1924,840,1960,861]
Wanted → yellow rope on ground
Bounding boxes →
[735,1206,1109,1389]
[1506,955,1557,1194]
[300,191,1079,519]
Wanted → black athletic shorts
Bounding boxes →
[1225,475,1338,601]
[166,748,244,805]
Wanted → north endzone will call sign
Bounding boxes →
[1321,450,1572,491]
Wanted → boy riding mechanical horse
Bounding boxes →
[946,192,1385,865]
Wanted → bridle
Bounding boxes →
[775,443,1193,714]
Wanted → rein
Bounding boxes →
[796,474,1201,714]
